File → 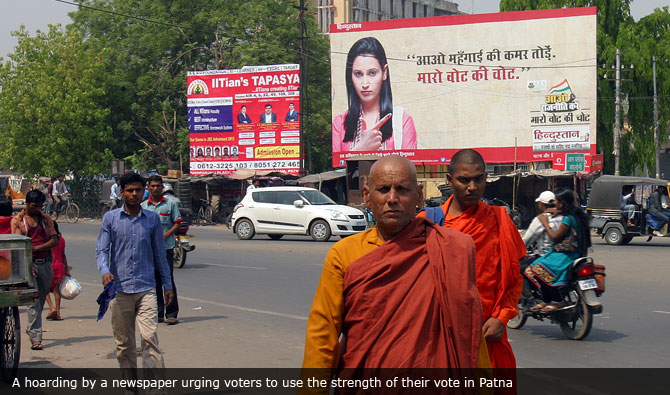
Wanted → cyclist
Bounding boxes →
[52,175,68,214]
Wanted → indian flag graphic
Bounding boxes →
[549,79,571,94]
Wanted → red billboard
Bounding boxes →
[187,65,300,175]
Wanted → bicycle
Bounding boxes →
[193,198,213,225]
[52,194,80,223]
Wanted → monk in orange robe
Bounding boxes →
[419,149,525,369]
[302,156,489,389]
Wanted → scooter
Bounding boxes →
[173,221,195,268]
[507,256,605,340]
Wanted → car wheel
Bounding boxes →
[235,219,255,240]
[310,220,331,242]
[605,227,623,245]
[268,234,283,240]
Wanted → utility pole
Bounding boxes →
[653,55,660,179]
[604,49,632,175]
[297,0,306,177]
[614,48,621,176]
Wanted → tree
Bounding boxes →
[616,8,670,175]
[69,0,332,173]
[500,0,634,174]
[0,25,113,177]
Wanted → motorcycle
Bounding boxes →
[507,256,605,340]
[173,221,195,268]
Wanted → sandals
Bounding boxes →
[529,302,546,312]
[541,302,565,313]
[31,342,43,351]
[46,311,57,320]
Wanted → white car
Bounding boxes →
[231,186,367,241]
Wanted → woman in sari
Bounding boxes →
[524,188,591,313]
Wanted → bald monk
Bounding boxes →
[302,155,488,382]
[419,149,525,369]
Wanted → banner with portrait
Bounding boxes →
[329,7,597,169]
[187,64,300,175]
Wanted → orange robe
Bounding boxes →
[419,196,525,368]
[302,217,490,371]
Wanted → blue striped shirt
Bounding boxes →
[96,207,172,293]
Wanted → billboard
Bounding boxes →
[329,7,597,168]
[187,64,300,175]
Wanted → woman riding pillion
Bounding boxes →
[524,189,592,313]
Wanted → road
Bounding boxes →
[16,221,670,369]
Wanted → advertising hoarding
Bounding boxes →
[329,7,597,168]
[187,64,300,175]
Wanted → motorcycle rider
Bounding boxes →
[520,191,563,308]
[524,188,592,313]
[523,191,564,258]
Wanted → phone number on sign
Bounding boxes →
[191,160,300,171]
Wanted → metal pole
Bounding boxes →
[654,55,660,179]
[298,0,305,177]
[614,48,621,176]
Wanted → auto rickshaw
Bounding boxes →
[0,234,39,382]
[587,175,669,245]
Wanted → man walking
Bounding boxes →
[96,172,173,386]
[142,175,181,325]
[303,156,487,377]
[11,190,58,350]
[418,149,525,369]
[110,177,122,208]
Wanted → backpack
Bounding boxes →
[422,206,445,226]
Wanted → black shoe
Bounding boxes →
[158,317,165,323]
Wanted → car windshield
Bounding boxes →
[298,190,336,205]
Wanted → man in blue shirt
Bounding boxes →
[96,172,173,384]
[142,175,182,325]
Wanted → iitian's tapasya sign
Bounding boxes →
[329,7,597,168]
[187,64,300,175]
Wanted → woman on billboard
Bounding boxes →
[332,37,417,152]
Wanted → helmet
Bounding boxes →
[163,183,174,194]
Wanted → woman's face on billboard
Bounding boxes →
[351,54,387,107]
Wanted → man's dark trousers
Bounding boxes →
[155,249,178,319]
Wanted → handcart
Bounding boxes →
[0,234,39,382]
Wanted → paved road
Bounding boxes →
[17,221,670,368]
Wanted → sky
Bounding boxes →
[1,0,669,59]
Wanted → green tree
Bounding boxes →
[0,25,113,177]
[500,0,634,174]
[70,0,332,173]
[616,8,670,175]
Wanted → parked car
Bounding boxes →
[231,187,367,241]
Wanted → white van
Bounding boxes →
[231,186,367,241]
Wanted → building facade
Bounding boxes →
[314,0,461,33]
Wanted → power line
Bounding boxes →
[53,0,219,36]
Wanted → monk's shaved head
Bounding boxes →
[365,155,423,241]
[448,149,485,174]
[369,155,417,187]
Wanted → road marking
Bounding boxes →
[653,310,670,314]
[201,263,266,270]
[179,296,308,320]
[79,282,307,321]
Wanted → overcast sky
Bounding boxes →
[1,0,669,59]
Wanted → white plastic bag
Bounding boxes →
[59,276,82,300]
